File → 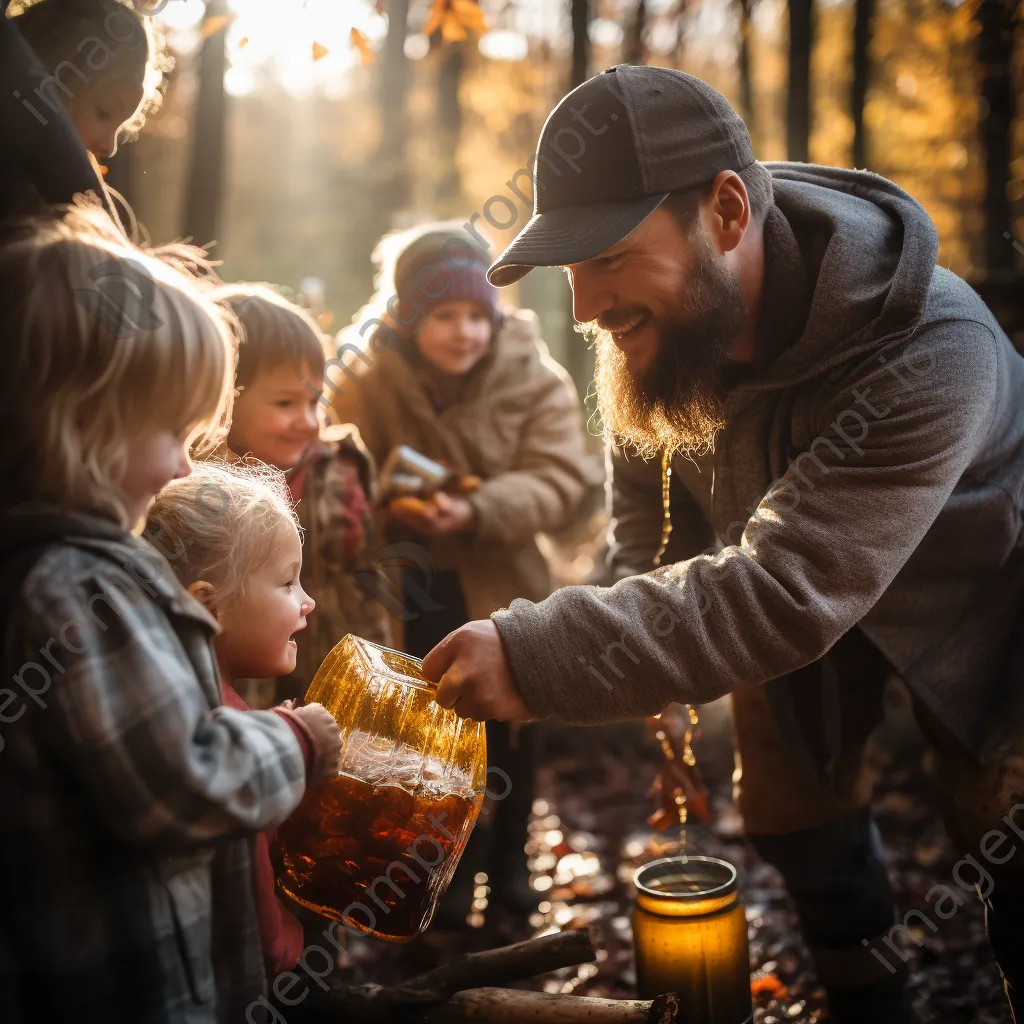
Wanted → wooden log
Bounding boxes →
[298,928,601,1022]
[392,928,598,1003]
[421,988,683,1024]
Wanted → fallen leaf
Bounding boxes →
[238,35,249,49]
[312,40,329,62]
[751,972,791,1001]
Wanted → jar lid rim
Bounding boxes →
[633,855,738,900]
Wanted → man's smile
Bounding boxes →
[608,311,648,341]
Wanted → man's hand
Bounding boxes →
[422,620,537,723]
[387,491,476,537]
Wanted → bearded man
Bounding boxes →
[423,66,1024,1021]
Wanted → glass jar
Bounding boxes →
[276,636,487,942]
[633,856,753,1022]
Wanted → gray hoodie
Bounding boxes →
[493,164,1024,763]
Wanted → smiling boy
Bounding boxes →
[215,284,390,705]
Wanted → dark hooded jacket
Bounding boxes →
[1,7,116,230]
[493,164,1024,764]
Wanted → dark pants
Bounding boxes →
[734,630,1024,1022]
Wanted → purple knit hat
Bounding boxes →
[393,229,499,321]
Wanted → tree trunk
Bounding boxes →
[975,0,1019,276]
[626,0,647,65]
[375,0,412,218]
[571,0,591,90]
[851,0,875,168]
[736,0,756,144]
[562,0,593,399]
[434,41,465,203]
[673,0,688,68]
[182,0,228,247]
[786,0,813,162]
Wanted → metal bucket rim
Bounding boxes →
[633,855,738,901]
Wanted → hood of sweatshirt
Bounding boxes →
[0,503,214,626]
[738,162,941,394]
[0,504,130,558]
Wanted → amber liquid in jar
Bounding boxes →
[277,731,480,941]
[633,856,752,1022]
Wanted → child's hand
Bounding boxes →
[387,492,475,537]
[290,702,342,786]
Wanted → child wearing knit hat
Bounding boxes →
[331,220,601,926]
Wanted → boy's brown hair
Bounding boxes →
[213,283,332,388]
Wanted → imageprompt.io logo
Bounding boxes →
[73,257,165,338]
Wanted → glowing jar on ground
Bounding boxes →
[632,856,753,1023]
[276,636,487,942]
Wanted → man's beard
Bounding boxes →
[590,227,745,458]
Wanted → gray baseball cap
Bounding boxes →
[487,65,755,287]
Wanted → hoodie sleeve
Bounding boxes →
[468,359,592,545]
[492,322,1002,722]
[20,567,308,851]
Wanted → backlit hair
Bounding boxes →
[0,202,236,525]
[212,283,331,388]
[145,460,299,610]
[340,218,496,356]
[8,0,171,140]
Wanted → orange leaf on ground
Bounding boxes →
[312,40,329,62]
[751,973,791,1001]
[238,35,249,48]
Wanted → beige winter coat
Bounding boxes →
[330,309,598,625]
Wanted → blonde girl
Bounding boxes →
[147,460,322,978]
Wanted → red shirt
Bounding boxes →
[220,681,309,975]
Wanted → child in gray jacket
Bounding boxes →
[0,206,340,1023]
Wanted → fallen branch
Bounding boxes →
[421,988,683,1023]
[392,928,597,1003]
[298,928,600,1022]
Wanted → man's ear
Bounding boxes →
[707,169,750,254]
[187,580,219,618]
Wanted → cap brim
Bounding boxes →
[487,193,670,287]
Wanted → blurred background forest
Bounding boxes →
[113,0,1023,400]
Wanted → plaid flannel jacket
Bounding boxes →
[290,428,392,689]
[0,506,308,1023]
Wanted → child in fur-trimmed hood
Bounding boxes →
[330,220,603,924]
